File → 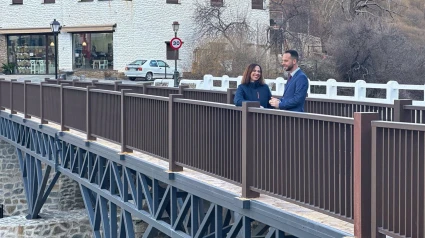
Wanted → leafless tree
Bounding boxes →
[327,17,425,86]
[193,1,254,51]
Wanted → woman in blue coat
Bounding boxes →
[234,64,272,108]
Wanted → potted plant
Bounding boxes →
[1,63,15,75]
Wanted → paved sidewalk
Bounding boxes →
[0,74,141,84]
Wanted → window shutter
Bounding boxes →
[210,0,223,7]
[252,0,263,9]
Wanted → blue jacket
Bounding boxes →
[234,81,272,108]
[279,69,309,112]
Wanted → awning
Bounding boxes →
[0,27,52,34]
[61,24,116,33]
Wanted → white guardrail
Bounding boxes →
[153,76,425,106]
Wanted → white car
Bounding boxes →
[124,59,178,81]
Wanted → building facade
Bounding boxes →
[0,0,269,76]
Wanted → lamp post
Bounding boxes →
[50,19,61,79]
[172,21,180,87]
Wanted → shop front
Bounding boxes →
[0,27,57,75]
[6,34,56,74]
[72,32,113,70]
[62,24,115,71]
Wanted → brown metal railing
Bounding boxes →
[183,89,228,104]
[249,109,354,221]
[145,85,179,97]
[173,99,242,183]
[44,79,425,125]
[93,82,115,91]
[26,83,41,118]
[73,81,93,88]
[0,80,11,109]
[305,98,393,121]
[3,78,425,237]
[12,82,25,113]
[124,93,169,159]
[63,87,87,132]
[405,105,425,124]
[90,89,121,143]
[42,84,61,124]
[372,121,425,238]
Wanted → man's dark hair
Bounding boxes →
[284,50,299,61]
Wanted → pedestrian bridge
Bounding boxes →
[0,78,424,238]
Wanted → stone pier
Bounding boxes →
[0,139,152,237]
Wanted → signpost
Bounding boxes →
[170,37,182,50]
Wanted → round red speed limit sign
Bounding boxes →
[170,37,182,50]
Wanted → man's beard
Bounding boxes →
[285,64,293,72]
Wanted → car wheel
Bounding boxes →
[146,72,153,81]
[129,77,136,81]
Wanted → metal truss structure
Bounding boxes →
[0,111,351,238]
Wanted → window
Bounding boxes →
[72,32,113,69]
[149,60,158,67]
[7,34,56,75]
[157,60,168,67]
[252,0,263,9]
[210,0,223,7]
[12,0,23,4]
[166,42,179,60]
[44,0,55,3]
[166,0,179,3]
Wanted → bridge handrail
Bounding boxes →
[249,107,355,124]
[0,78,424,237]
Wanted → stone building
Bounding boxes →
[0,0,269,77]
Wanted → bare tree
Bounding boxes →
[193,1,253,51]
[327,17,425,85]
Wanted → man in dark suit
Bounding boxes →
[269,50,308,112]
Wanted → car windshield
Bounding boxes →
[129,60,146,65]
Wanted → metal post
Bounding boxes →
[169,94,183,172]
[174,31,178,87]
[393,99,413,122]
[353,112,379,238]
[121,89,133,153]
[54,32,58,80]
[10,79,17,114]
[23,80,31,119]
[40,82,48,124]
[0,78,4,110]
[60,84,69,131]
[86,86,96,141]
[226,88,237,104]
[241,101,260,198]
[178,85,188,95]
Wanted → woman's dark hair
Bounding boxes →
[241,64,264,85]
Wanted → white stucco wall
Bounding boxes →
[0,0,269,73]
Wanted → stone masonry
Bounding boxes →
[0,139,154,237]
[0,35,6,68]
[0,210,92,238]
[0,139,85,216]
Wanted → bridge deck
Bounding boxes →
[10,110,354,237]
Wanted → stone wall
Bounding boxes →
[0,139,85,217]
[71,69,126,80]
[0,140,27,216]
[0,210,92,238]
[0,139,154,237]
[0,36,6,68]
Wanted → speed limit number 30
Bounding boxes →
[170,37,182,50]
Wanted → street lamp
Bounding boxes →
[172,21,180,87]
[50,19,61,79]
